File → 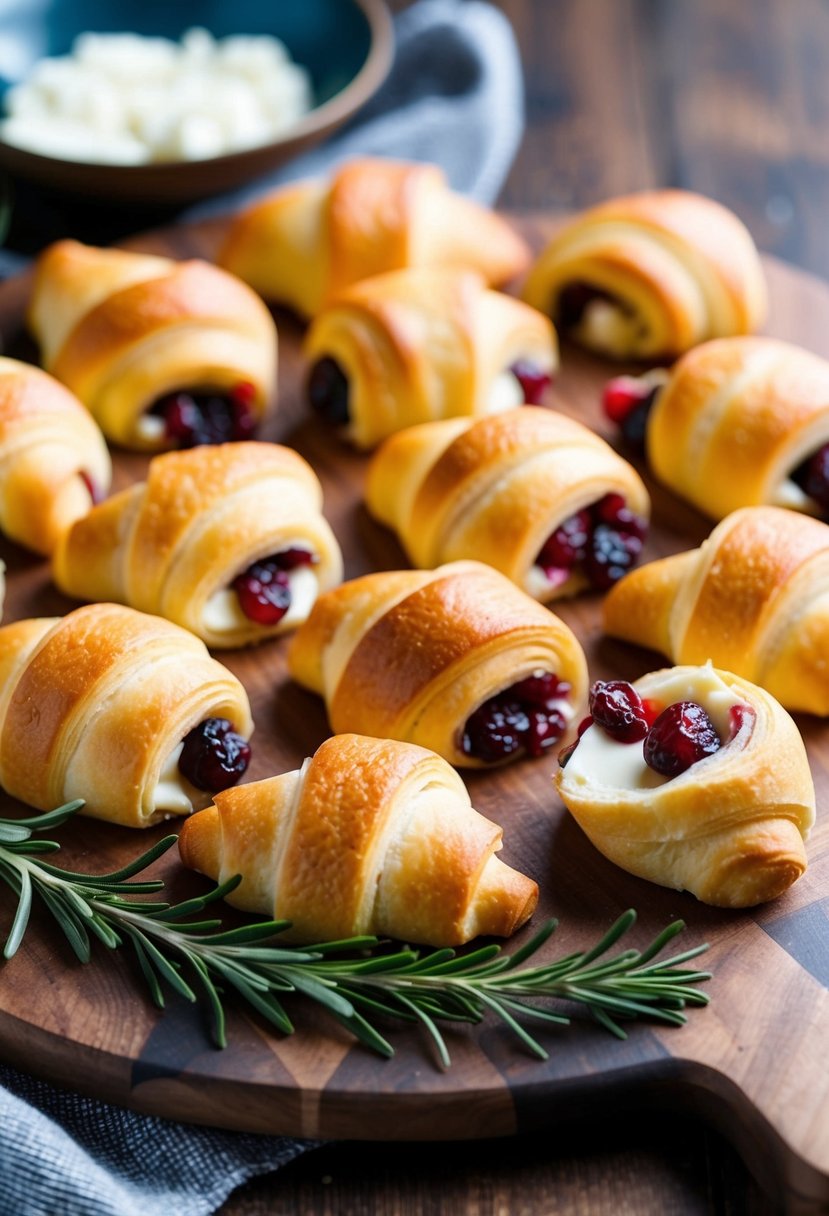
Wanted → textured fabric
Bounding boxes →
[0,1,525,1212]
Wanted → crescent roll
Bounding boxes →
[178,733,538,947]
[52,443,343,648]
[0,357,111,555]
[0,603,253,827]
[304,268,557,449]
[603,505,829,716]
[556,665,814,907]
[288,560,588,767]
[27,239,277,452]
[522,190,766,359]
[365,406,650,599]
[219,157,531,318]
[640,336,829,522]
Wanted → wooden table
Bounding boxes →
[216,1,829,1212]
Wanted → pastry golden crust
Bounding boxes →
[288,560,588,767]
[365,406,649,598]
[52,442,343,648]
[178,733,538,947]
[0,603,253,827]
[304,267,557,449]
[645,336,829,521]
[219,157,532,317]
[0,356,111,555]
[27,240,277,451]
[522,190,766,359]
[556,665,814,908]
[603,505,829,716]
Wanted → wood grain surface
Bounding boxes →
[0,216,827,1214]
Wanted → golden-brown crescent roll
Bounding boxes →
[0,603,253,827]
[637,336,829,522]
[219,157,532,318]
[52,442,343,648]
[365,406,650,599]
[27,239,277,452]
[522,190,766,359]
[556,664,814,907]
[0,356,111,555]
[288,560,588,767]
[178,733,538,947]
[303,268,557,449]
[603,505,829,716]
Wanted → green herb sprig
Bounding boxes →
[0,802,711,1065]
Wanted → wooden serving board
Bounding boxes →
[0,217,828,1212]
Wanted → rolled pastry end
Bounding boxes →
[463,853,538,941]
[177,804,221,880]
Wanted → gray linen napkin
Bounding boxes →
[0,2,524,1213]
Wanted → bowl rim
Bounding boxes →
[0,0,394,176]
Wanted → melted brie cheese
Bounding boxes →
[203,563,318,633]
[151,741,194,814]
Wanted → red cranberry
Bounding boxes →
[273,547,317,571]
[149,384,258,447]
[589,680,650,743]
[461,674,569,762]
[230,549,316,625]
[79,471,103,505]
[308,357,350,426]
[643,701,722,778]
[593,493,648,541]
[577,715,594,737]
[602,376,660,451]
[178,717,251,792]
[792,443,829,514]
[510,360,552,404]
[728,703,756,740]
[536,509,591,577]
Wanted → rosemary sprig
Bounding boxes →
[0,802,712,1065]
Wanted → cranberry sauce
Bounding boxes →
[509,360,553,404]
[559,679,742,782]
[148,381,257,447]
[461,671,570,763]
[307,357,350,426]
[231,548,317,626]
[534,493,648,592]
[178,717,251,793]
[791,443,829,515]
[602,375,663,451]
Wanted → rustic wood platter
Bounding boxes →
[0,216,828,1213]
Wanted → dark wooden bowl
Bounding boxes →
[0,0,393,204]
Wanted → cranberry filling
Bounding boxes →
[461,671,570,762]
[728,702,756,740]
[588,680,651,743]
[509,360,553,404]
[602,375,662,451]
[791,443,829,515]
[535,493,647,592]
[643,701,722,778]
[231,549,316,626]
[178,717,251,792]
[555,282,625,331]
[308,357,350,426]
[149,381,257,448]
[79,471,103,505]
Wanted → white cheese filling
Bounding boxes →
[203,563,318,633]
[134,413,167,443]
[565,667,742,792]
[575,299,643,356]
[151,741,194,815]
[486,370,525,414]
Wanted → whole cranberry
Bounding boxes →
[643,701,722,778]
[589,680,650,743]
[178,718,251,792]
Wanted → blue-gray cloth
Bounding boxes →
[0,2,524,1214]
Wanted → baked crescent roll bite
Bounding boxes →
[27,239,277,452]
[522,190,766,359]
[603,337,829,523]
[52,443,343,648]
[304,268,557,449]
[365,407,650,598]
[0,603,253,827]
[557,666,814,908]
[178,734,538,947]
[218,156,531,318]
[603,505,829,716]
[0,357,111,555]
[288,561,588,767]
